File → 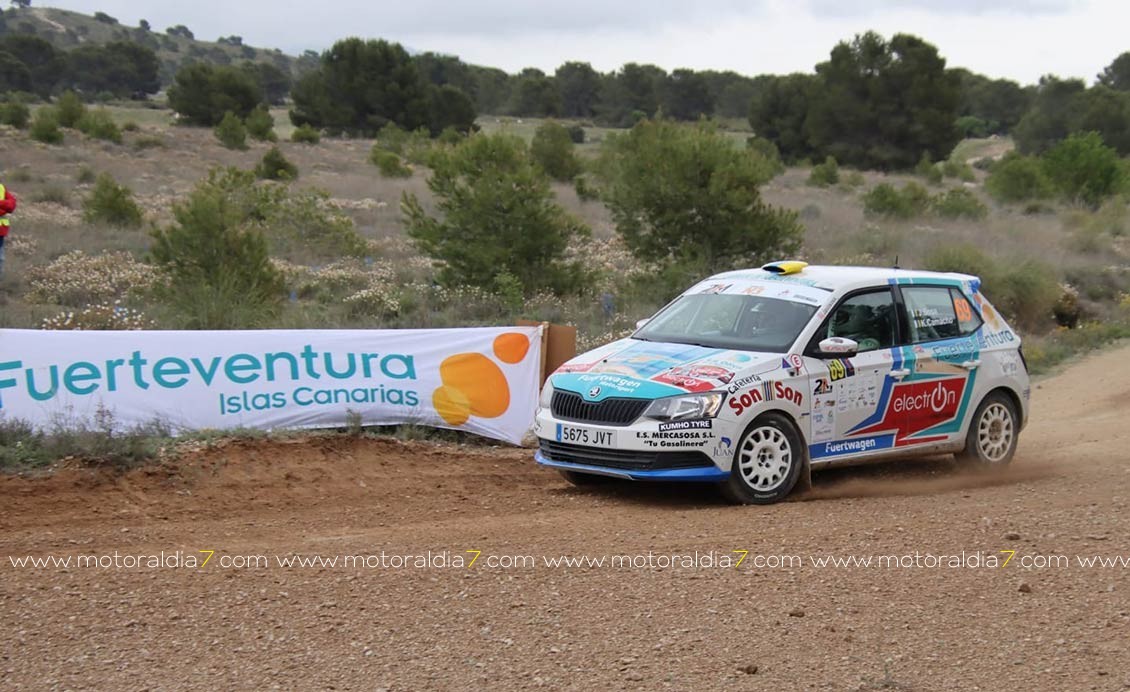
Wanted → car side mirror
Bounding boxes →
[818,337,858,357]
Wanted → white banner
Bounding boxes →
[0,326,542,445]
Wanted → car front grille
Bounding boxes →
[538,439,715,471]
[550,390,649,426]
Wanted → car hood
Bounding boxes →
[549,338,787,402]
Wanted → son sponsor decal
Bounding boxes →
[727,381,804,416]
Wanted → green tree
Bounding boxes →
[214,111,247,150]
[244,103,277,141]
[662,69,714,121]
[403,133,590,295]
[984,152,1054,203]
[0,50,32,93]
[555,61,601,118]
[83,174,142,227]
[168,63,262,126]
[507,68,560,117]
[953,68,1032,135]
[749,73,817,162]
[597,119,802,273]
[64,42,160,97]
[55,90,86,128]
[240,61,291,105]
[597,63,666,126]
[427,84,476,135]
[1041,131,1124,207]
[1012,76,1087,154]
[255,146,297,180]
[804,32,961,170]
[289,38,431,135]
[0,35,63,96]
[149,169,285,329]
[1098,52,1130,91]
[530,121,581,181]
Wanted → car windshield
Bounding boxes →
[634,293,817,353]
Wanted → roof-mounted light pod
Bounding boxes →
[761,260,809,275]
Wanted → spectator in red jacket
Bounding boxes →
[0,182,16,278]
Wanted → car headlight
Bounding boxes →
[539,381,554,408]
[643,392,725,422]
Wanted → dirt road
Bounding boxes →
[2,347,1129,690]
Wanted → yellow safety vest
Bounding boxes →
[0,183,8,227]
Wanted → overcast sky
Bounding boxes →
[34,0,1130,84]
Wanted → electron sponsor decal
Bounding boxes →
[850,377,967,445]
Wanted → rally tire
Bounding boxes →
[957,391,1019,467]
[720,412,805,505]
[558,469,615,486]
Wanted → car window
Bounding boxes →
[825,290,896,352]
[951,288,983,336]
[903,286,962,343]
[635,294,817,353]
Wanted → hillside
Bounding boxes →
[0,5,309,85]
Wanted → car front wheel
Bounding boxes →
[957,391,1019,467]
[720,413,804,505]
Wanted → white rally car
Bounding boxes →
[534,262,1030,504]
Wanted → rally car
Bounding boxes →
[534,262,1030,504]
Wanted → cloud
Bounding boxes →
[806,0,1080,18]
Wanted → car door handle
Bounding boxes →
[890,368,911,380]
[960,360,981,370]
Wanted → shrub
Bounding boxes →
[122,120,140,132]
[567,124,585,144]
[55,90,86,128]
[0,100,30,129]
[932,188,988,220]
[76,165,97,184]
[291,123,320,144]
[531,121,582,181]
[149,168,285,329]
[842,171,866,188]
[404,132,591,295]
[29,107,63,144]
[597,120,801,276]
[82,174,143,227]
[245,104,277,142]
[808,156,839,187]
[132,134,165,150]
[26,250,157,306]
[371,148,412,178]
[255,146,297,180]
[374,122,410,154]
[214,111,247,150]
[915,153,943,185]
[862,182,931,219]
[1041,131,1124,208]
[942,156,976,182]
[168,63,261,126]
[574,174,599,202]
[30,185,70,206]
[42,302,156,330]
[76,108,123,143]
[985,152,1053,203]
[436,126,463,146]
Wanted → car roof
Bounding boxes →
[708,264,979,293]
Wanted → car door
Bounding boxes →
[891,284,985,448]
[805,287,906,462]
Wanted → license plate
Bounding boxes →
[556,423,617,447]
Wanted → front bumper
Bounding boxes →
[534,450,728,482]
[533,406,730,482]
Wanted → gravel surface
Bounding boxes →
[2,348,1129,690]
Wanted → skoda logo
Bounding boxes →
[588,386,602,399]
